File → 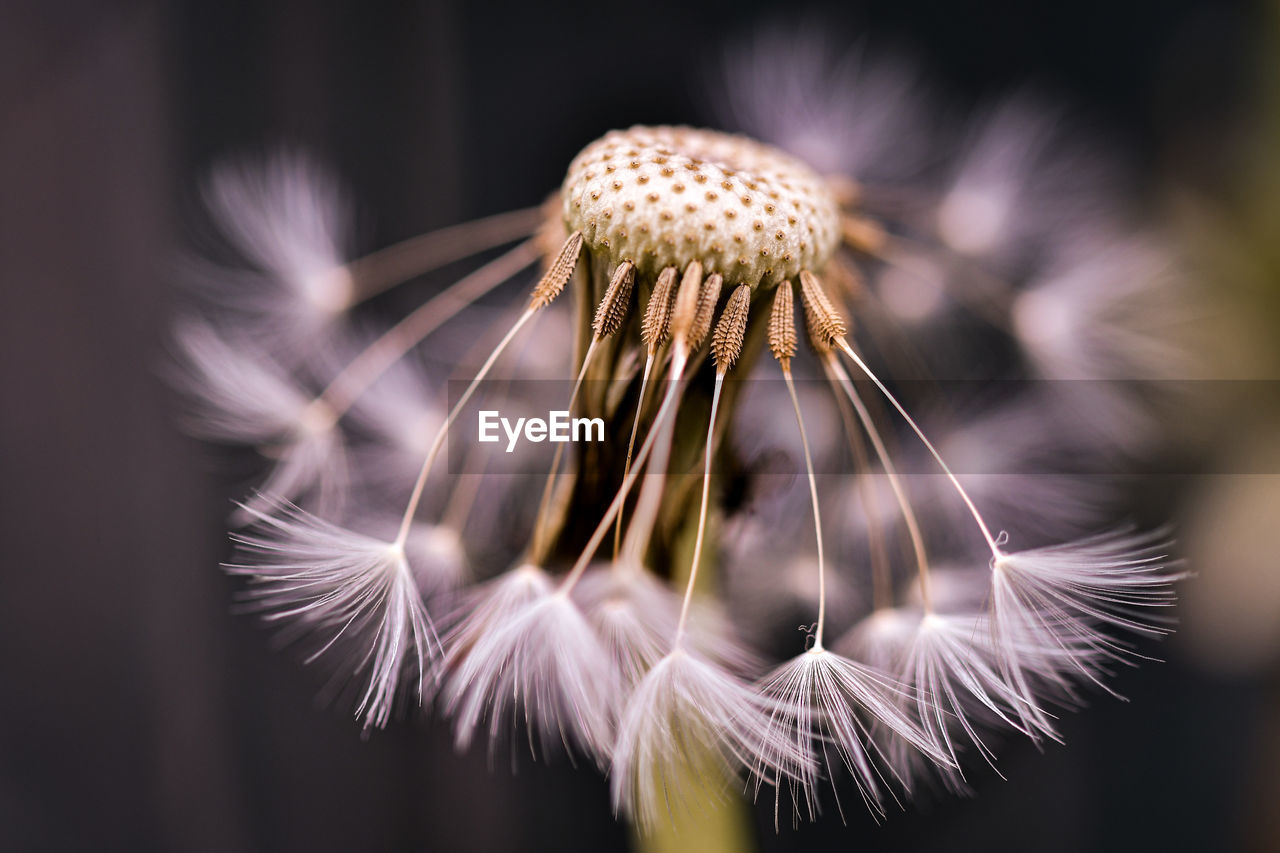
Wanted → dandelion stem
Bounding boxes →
[680,370,725,641]
[612,353,654,560]
[616,345,660,558]
[835,338,1003,559]
[614,266,680,558]
[559,349,688,595]
[618,366,682,567]
[825,362,894,611]
[439,438,485,534]
[768,280,829,646]
[823,355,934,611]
[781,366,827,647]
[529,338,599,563]
[394,307,540,547]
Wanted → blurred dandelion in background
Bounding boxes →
[168,16,1202,849]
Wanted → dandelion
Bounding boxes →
[176,27,1192,838]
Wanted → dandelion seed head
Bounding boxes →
[563,126,840,288]
[174,27,1194,831]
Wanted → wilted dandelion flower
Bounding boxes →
[173,26,1192,838]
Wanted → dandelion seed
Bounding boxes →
[573,564,676,689]
[717,27,930,181]
[753,282,946,823]
[444,585,619,762]
[193,151,545,352]
[1013,231,1197,452]
[611,649,813,831]
[756,646,950,823]
[574,561,756,689]
[403,521,469,599]
[195,151,356,349]
[226,502,437,729]
[172,320,348,521]
[990,528,1185,700]
[819,275,1183,739]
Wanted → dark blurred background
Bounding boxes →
[1,1,1274,851]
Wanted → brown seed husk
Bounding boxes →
[798,269,848,353]
[593,260,635,339]
[769,279,797,368]
[670,260,703,345]
[529,230,584,309]
[689,273,724,352]
[641,266,678,350]
[712,284,752,372]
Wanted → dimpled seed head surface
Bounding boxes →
[562,126,841,289]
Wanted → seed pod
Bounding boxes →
[529,230,583,309]
[769,280,797,370]
[593,260,635,339]
[712,284,752,372]
[561,126,840,289]
[641,266,678,350]
[798,269,847,353]
[688,273,724,351]
[670,261,703,345]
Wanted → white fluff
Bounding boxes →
[173,319,316,444]
[1013,231,1198,454]
[573,562,757,689]
[901,613,1057,785]
[611,649,814,832]
[755,647,950,824]
[173,320,348,521]
[573,566,674,691]
[840,606,1061,794]
[195,151,355,351]
[718,26,930,181]
[226,503,437,729]
[444,585,619,763]
[991,528,1184,706]
[402,521,469,600]
[933,92,1116,267]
